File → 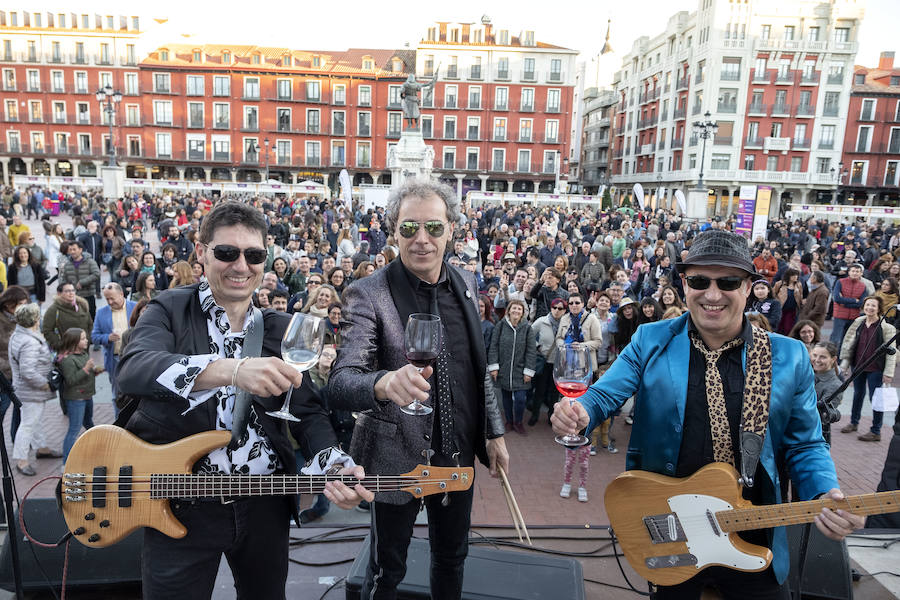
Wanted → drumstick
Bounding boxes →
[500,477,524,543]
[499,466,532,546]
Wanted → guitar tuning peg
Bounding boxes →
[421,449,435,466]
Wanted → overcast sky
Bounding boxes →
[30,0,899,75]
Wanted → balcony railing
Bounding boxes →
[752,71,771,83]
[494,102,508,111]
[469,66,482,80]
[496,69,510,81]
[713,135,733,145]
[775,72,795,83]
[771,103,792,116]
[721,71,741,81]
[818,141,834,150]
[795,104,815,117]
[521,70,536,82]
[745,136,763,147]
[748,102,767,115]
[801,73,820,85]
[793,138,811,149]
[717,102,737,114]
[673,107,686,119]
[671,138,683,149]
[827,74,844,85]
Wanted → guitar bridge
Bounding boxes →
[643,513,687,544]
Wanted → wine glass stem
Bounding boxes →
[278,384,294,414]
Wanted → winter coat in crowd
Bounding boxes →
[487,317,537,392]
[8,325,56,404]
[41,295,93,351]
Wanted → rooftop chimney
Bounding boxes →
[879,51,895,71]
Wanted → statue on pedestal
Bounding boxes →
[400,73,438,130]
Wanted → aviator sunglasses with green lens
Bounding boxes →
[397,220,446,239]
[684,274,746,291]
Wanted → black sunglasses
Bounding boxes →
[397,220,446,239]
[208,244,267,265]
[684,275,746,291]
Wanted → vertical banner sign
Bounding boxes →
[734,185,758,238]
[633,183,645,211]
[751,187,772,243]
[674,189,687,214]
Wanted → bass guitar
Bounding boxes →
[604,462,900,586]
[60,425,473,548]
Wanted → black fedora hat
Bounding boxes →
[676,230,756,277]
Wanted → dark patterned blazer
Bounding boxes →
[117,284,337,478]
[328,259,505,504]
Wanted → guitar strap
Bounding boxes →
[738,326,773,488]
[228,307,264,450]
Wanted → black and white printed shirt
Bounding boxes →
[156,281,354,476]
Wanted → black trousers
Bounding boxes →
[82,294,96,320]
[142,496,290,600]
[361,487,474,600]
[651,566,789,600]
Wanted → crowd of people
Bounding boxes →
[0,180,888,598]
[0,184,897,475]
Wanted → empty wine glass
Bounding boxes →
[401,313,441,416]
[267,312,326,421]
[553,342,593,447]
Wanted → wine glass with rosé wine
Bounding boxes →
[553,341,593,447]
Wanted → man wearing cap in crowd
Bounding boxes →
[553,229,864,598]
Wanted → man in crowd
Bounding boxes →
[753,248,778,284]
[117,201,371,599]
[91,283,136,403]
[77,220,102,262]
[61,241,101,319]
[167,224,194,262]
[830,263,868,347]
[330,179,508,600]
[553,229,864,599]
[527,267,569,320]
[0,216,14,261]
[797,270,829,327]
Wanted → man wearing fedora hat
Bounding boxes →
[553,229,864,598]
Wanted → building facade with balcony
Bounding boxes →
[573,87,616,195]
[840,52,900,205]
[0,8,144,182]
[415,17,578,196]
[610,0,864,216]
[134,45,412,186]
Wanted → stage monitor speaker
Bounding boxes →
[0,497,142,592]
[345,534,585,600]
[786,523,852,600]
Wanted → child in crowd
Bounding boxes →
[57,327,101,462]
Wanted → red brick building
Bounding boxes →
[840,51,900,205]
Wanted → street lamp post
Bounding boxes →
[656,173,662,210]
[263,137,270,182]
[95,85,123,167]
[692,110,718,191]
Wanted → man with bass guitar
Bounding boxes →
[552,229,865,599]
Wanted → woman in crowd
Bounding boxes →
[637,297,663,325]
[352,261,374,280]
[335,226,356,263]
[630,247,649,283]
[131,271,159,303]
[44,222,67,284]
[190,260,205,282]
[773,268,805,334]
[788,319,821,352]
[139,250,169,290]
[658,284,685,313]
[874,276,899,321]
[99,225,125,272]
[839,296,896,442]
[303,284,339,318]
[254,287,272,309]
[610,297,640,425]
[158,243,178,280]
[488,299,537,435]
[747,279,782,330]
[8,303,60,476]
[811,341,843,447]
[41,282,93,352]
[327,267,347,295]
[0,286,29,440]
[114,254,141,294]
[168,261,197,288]
[7,246,47,306]
[56,328,100,462]
[271,257,293,291]
[324,303,343,347]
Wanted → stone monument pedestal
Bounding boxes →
[101,165,126,200]
[388,129,434,188]
[686,187,710,220]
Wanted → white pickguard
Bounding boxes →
[667,494,768,572]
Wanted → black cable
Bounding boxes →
[468,528,500,551]
[316,575,345,600]
[289,556,356,567]
[584,577,649,594]
[865,571,900,578]
[608,528,651,597]
[9,471,60,600]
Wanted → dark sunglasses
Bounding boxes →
[684,275,746,291]
[208,244,267,265]
[397,220,446,239]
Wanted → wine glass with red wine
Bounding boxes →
[401,313,441,416]
[553,342,593,447]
